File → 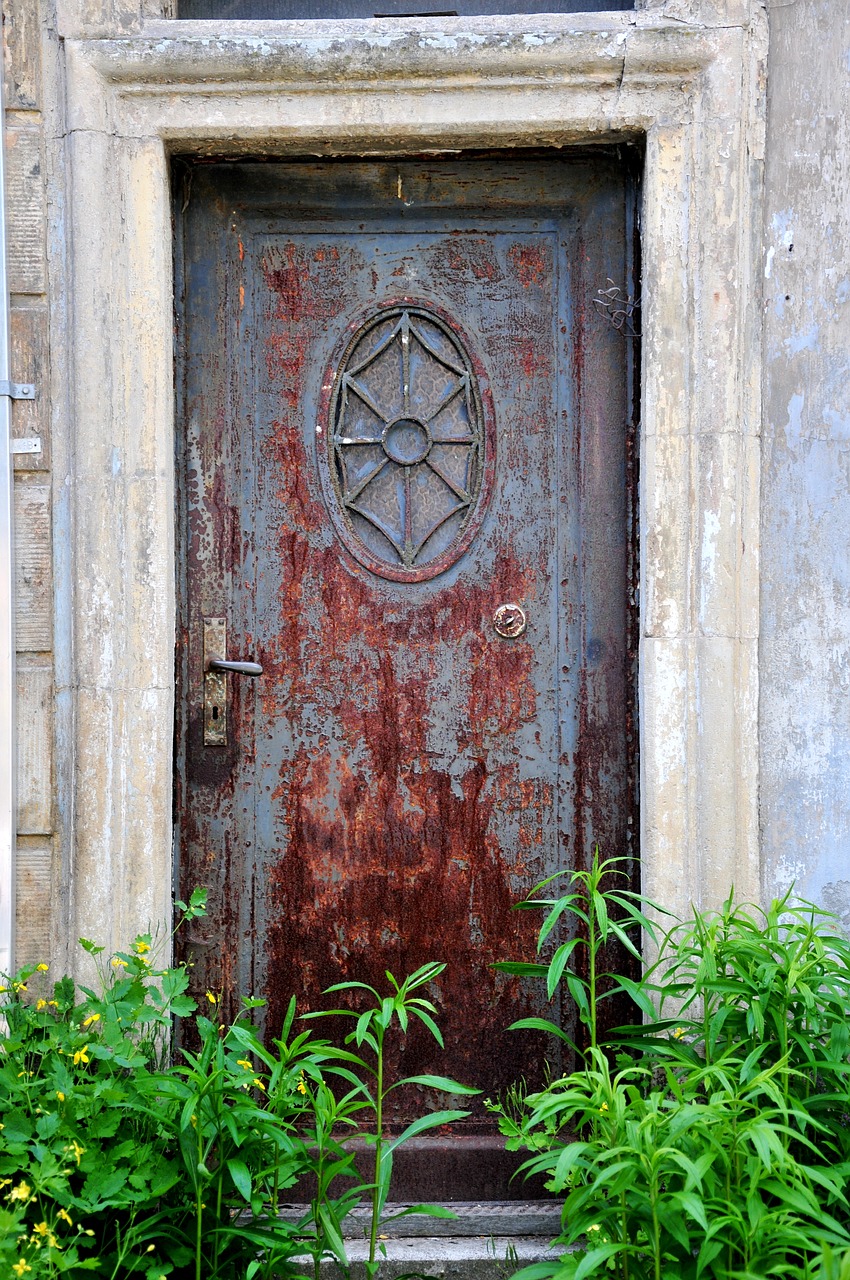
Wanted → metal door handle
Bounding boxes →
[203,617,262,746]
[208,659,263,676]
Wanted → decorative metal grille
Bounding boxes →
[322,305,491,581]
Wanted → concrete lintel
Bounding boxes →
[64,14,716,90]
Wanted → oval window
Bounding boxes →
[320,304,494,583]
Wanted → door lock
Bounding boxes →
[203,617,263,746]
[493,602,527,639]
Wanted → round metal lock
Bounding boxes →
[493,602,527,639]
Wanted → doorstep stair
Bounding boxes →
[281,1200,565,1280]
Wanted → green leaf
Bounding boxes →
[79,937,105,956]
[381,1205,458,1223]
[0,1114,33,1144]
[550,1142,590,1190]
[388,1109,469,1151]
[404,961,446,990]
[410,1007,444,1047]
[318,1203,349,1266]
[170,996,196,1017]
[355,1007,374,1046]
[547,940,581,998]
[323,980,380,997]
[574,1243,627,1280]
[508,1017,581,1052]
[507,1265,560,1280]
[227,1157,252,1202]
[606,975,658,1020]
[491,962,549,978]
[672,1190,708,1231]
[390,1074,480,1095]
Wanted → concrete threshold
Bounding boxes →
[283,1201,566,1280]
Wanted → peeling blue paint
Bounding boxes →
[784,324,819,356]
[784,391,804,445]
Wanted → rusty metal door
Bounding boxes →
[175,155,637,1201]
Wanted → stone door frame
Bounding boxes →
[55,8,765,964]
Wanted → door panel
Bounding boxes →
[175,156,637,1200]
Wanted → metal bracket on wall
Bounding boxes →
[10,437,41,455]
[0,382,35,400]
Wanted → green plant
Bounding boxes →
[1,905,476,1280]
[493,850,660,1063]
[489,859,850,1280]
[305,962,480,1278]
[0,889,209,1278]
[0,890,351,1279]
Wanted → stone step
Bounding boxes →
[279,1200,563,1239]
[282,1201,566,1280]
[303,1234,563,1280]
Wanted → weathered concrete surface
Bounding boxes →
[760,0,850,919]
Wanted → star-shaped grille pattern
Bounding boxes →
[328,307,486,575]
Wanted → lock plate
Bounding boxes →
[493,602,527,639]
[204,617,227,746]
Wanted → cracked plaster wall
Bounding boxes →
[760,0,850,924]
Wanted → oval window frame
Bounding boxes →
[317,300,496,583]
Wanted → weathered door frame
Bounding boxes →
[53,9,764,971]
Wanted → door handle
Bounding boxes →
[203,617,262,746]
[208,659,263,676]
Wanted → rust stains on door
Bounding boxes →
[174,155,638,1199]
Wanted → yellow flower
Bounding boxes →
[112,957,128,968]
[36,998,47,1011]
[48,1000,58,1008]
[10,1181,32,1202]
[598,1102,609,1113]
[12,1261,32,1276]
[297,1072,308,1096]
[36,963,49,972]
[236,1059,253,1071]
[206,991,217,1004]
[673,1026,686,1040]
[253,1077,265,1091]
[66,1139,85,1165]
[0,985,6,992]
[134,940,151,955]
[56,1091,65,1102]
[82,1013,100,1028]
[73,1045,89,1066]
[57,1208,72,1226]
[33,1222,50,1237]
[13,982,27,994]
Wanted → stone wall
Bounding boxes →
[5,0,54,966]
